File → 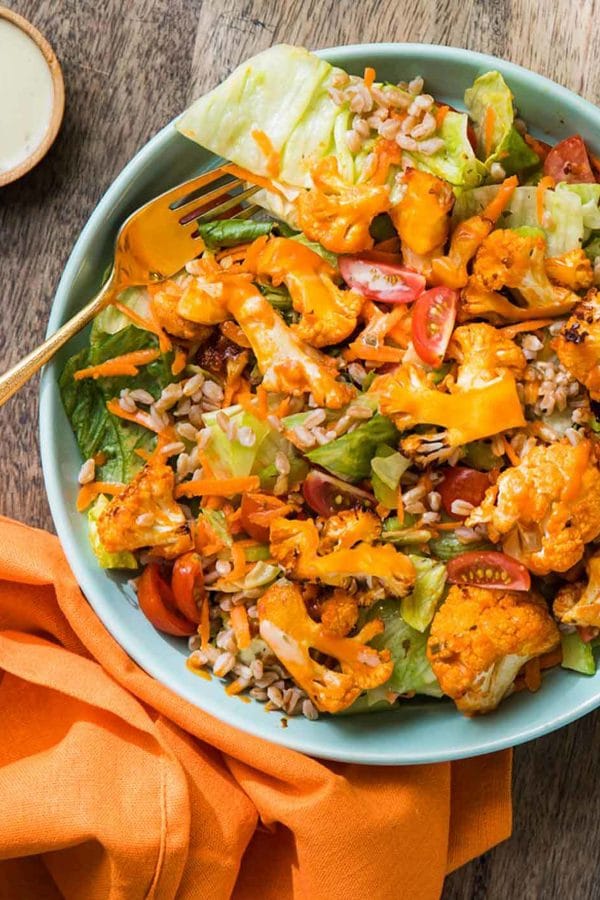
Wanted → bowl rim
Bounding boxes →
[0,6,65,187]
[40,42,600,764]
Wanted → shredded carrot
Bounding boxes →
[220,321,251,348]
[482,175,518,222]
[502,435,521,467]
[500,318,554,338]
[106,397,174,438]
[363,66,376,88]
[234,538,261,549]
[484,106,496,158]
[222,163,285,197]
[216,242,254,263]
[176,475,260,499]
[197,450,215,479]
[148,297,173,353]
[539,647,563,670]
[229,604,251,649]
[251,129,280,178]
[347,342,404,363]
[536,175,555,225]
[435,104,449,129]
[228,543,247,582]
[433,521,462,531]
[369,138,402,185]
[134,448,152,461]
[275,396,293,419]
[396,486,404,524]
[113,302,168,349]
[202,496,224,510]
[524,133,551,162]
[93,451,107,466]
[224,350,250,406]
[76,481,124,512]
[171,347,187,376]
[523,657,542,693]
[195,517,225,556]
[256,385,269,420]
[249,505,293,529]
[74,349,160,380]
[375,502,390,519]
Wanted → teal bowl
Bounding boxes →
[40,44,600,764]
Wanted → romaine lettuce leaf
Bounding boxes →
[400,555,447,632]
[452,184,584,255]
[88,496,138,569]
[367,599,442,696]
[464,71,540,176]
[371,444,410,508]
[59,325,174,483]
[306,414,399,483]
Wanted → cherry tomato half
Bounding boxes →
[439,467,492,518]
[339,255,426,304]
[240,493,290,542]
[447,551,531,591]
[411,286,458,367]
[543,135,596,183]
[137,563,196,636]
[303,470,375,518]
[171,551,205,623]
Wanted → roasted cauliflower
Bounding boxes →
[391,168,454,256]
[296,156,390,254]
[258,580,393,713]
[255,237,363,347]
[553,288,600,400]
[554,553,600,628]
[427,584,559,714]
[546,248,594,292]
[97,460,192,559]
[319,509,382,553]
[319,589,360,637]
[151,283,213,341]
[461,229,580,322]
[269,516,415,597]
[448,322,527,389]
[227,282,354,408]
[467,439,600,575]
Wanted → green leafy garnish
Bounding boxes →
[306,414,399,483]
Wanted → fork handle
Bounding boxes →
[0,272,118,407]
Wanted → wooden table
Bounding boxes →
[2,1,599,896]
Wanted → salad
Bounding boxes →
[61,45,600,720]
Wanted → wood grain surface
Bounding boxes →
[2,1,600,896]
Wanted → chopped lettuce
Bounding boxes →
[452,184,584,255]
[464,71,539,176]
[92,286,150,338]
[201,404,294,479]
[219,561,281,593]
[371,444,410,508]
[561,632,596,675]
[88,496,138,569]
[584,231,600,261]
[197,218,275,249]
[401,555,447,632]
[556,183,600,231]
[59,325,174,483]
[405,109,486,187]
[306,414,399,483]
[200,508,232,547]
[367,599,442,697]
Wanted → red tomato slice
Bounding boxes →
[171,551,205,624]
[339,255,425,304]
[543,135,596,183]
[303,470,375,518]
[137,563,196,636]
[447,551,531,591]
[240,492,289,542]
[411,286,458,367]
[439,467,492,517]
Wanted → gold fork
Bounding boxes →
[0,165,261,406]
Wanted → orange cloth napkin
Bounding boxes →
[0,517,511,900]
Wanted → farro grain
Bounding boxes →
[78,458,95,485]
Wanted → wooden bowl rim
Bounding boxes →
[0,6,65,187]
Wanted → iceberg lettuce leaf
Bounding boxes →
[367,599,442,696]
[306,414,399,483]
[400,555,447,632]
[406,110,486,187]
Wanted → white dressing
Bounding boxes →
[0,18,54,173]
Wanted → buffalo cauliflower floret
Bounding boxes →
[553,288,600,400]
[269,517,415,597]
[461,229,580,322]
[97,460,192,559]
[255,237,363,347]
[319,589,359,637]
[554,553,600,627]
[319,509,382,553]
[258,580,393,712]
[427,584,559,714]
[431,176,518,289]
[227,282,354,409]
[467,439,600,575]
[391,168,454,256]
[546,248,594,292]
[376,360,524,458]
[152,284,213,341]
[448,323,526,390]
[296,156,390,254]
